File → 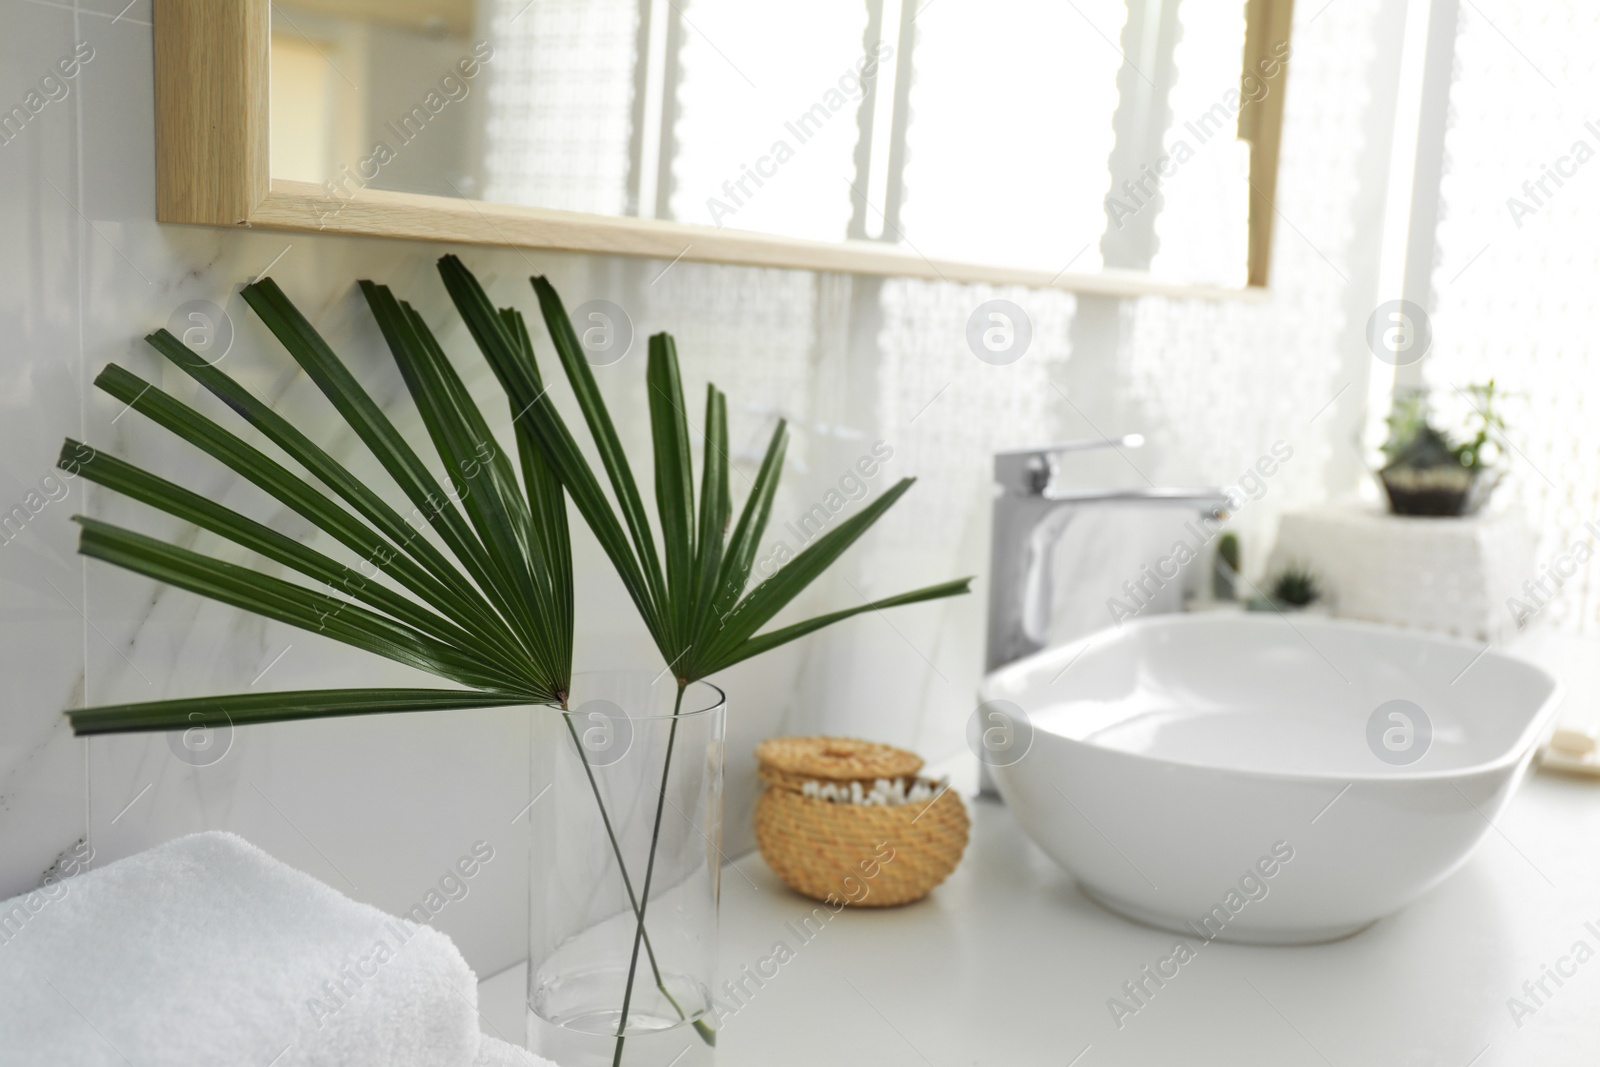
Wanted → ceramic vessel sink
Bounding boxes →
[981,614,1561,943]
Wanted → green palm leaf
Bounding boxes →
[75,518,532,693]
[131,338,529,666]
[69,688,528,734]
[646,333,696,654]
[501,308,574,660]
[689,384,729,644]
[714,419,788,615]
[62,440,485,657]
[438,255,662,651]
[434,257,971,689]
[65,257,969,1060]
[528,275,668,618]
[359,282,563,691]
[66,277,573,733]
[242,279,547,668]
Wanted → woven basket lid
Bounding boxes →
[754,736,923,781]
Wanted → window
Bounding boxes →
[1412,1,1600,632]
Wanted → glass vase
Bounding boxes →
[527,672,725,1067]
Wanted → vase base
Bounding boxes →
[528,1008,715,1067]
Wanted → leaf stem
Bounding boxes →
[559,711,710,1043]
[611,681,687,1067]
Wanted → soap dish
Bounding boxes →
[1540,725,1600,779]
[753,736,969,907]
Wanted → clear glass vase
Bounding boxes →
[527,673,725,1067]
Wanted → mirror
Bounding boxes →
[158,1,1293,295]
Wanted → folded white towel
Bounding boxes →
[0,831,483,1067]
[477,1035,557,1067]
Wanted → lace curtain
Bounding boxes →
[1424,2,1600,633]
[477,0,1388,756]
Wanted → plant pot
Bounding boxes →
[1212,558,1240,602]
[527,673,726,1067]
[1379,464,1502,517]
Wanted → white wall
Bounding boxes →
[0,0,1398,977]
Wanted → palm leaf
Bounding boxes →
[704,578,974,675]
[76,518,535,694]
[70,688,527,735]
[241,279,546,670]
[714,419,788,615]
[503,266,971,686]
[141,330,528,665]
[359,282,560,687]
[646,332,696,656]
[501,307,574,671]
[528,275,669,618]
[438,256,665,650]
[62,439,489,659]
[66,277,571,733]
[502,264,974,1063]
[688,384,729,645]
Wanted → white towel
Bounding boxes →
[0,831,487,1067]
[476,1036,556,1066]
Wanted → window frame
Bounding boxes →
[153,0,1293,300]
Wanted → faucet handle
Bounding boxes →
[993,434,1145,494]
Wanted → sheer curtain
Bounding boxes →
[481,0,638,214]
[476,0,1392,765]
[1422,1,1600,633]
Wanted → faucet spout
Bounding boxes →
[984,442,1230,673]
[1041,486,1233,509]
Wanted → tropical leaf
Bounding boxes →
[142,328,521,659]
[494,262,974,1065]
[62,439,487,657]
[646,332,696,655]
[431,257,974,690]
[714,419,788,615]
[689,384,729,644]
[695,477,923,673]
[69,688,527,735]
[66,258,970,1061]
[75,518,533,694]
[528,274,668,620]
[704,578,975,674]
[438,255,661,651]
[64,278,573,732]
[359,282,562,688]
[241,278,549,670]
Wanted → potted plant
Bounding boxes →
[61,256,970,1065]
[1377,381,1506,517]
[1268,561,1322,610]
[1246,561,1323,613]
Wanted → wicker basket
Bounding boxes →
[753,737,969,907]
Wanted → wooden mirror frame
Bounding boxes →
[154,0,1292,299]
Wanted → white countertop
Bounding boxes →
[482,765,1600,1065]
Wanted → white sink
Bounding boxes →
[980,613,1562,943]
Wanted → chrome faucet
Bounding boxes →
[985,436,1232,674]
[978,436,1231,797]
